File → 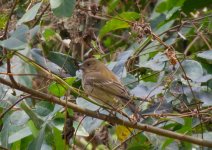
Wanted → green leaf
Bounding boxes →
[155,1,167,13]
[27,120,39,137]
[20,136,33,150]
[11,140,21,150]
[53,127,65,149]
[17,2,42,25]
[28,123,47,150]
[48,77,76,97]
[162,117,192,149]
[50,0,76,17]
[42,28,56,41]
[0,14,8,28]
[99,12,140,38]
[127,133,150,150]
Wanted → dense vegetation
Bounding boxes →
[0,0,212,149]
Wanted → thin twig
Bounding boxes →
[33,3,50,27]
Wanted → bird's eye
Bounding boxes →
[87,63,90,66]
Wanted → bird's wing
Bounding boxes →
[84,73,131,100]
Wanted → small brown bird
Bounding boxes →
[80,58,139,115]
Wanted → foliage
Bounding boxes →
[0,0,212,149]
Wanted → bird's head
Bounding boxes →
[80,58,104,73]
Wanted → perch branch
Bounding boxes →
[0,77,212,147]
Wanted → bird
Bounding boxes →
[80,58,140,117]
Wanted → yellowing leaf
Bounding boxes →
[115,125,133,142]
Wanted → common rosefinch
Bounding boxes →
[80,58,139,116]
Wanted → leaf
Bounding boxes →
[48,77,76,97]
[46,51,78,76]
[179,60,203,81]
[162,117,192,149]
[99,12,140,38]
[0,14,8,28]
[195,91,212,107]
[8,127,32,144]
[53,127,65,150]
[139,52,168,71]
[31,49,78,76]
[155,1,167,13]
[197,50,212,64]
[0,25,29,50]
[0,37,27,50]
[27,120,39,137]
[115,125,133,142]
[131,82,164,98]
[10,110,29,126]
[194,74,212,83]
[35,101,54,116]
[0,114,10,148]
[122,74,138,89]
[127,133,150,150]
[42,28,56,41]
[50,0,76,17]
[17,2,42,25]
[28,123,47,150]
[20,102,44,129]
[73,122,89,137]
[76,97,109,133]
[112,48,134,77]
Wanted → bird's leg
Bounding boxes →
[95,107,102,117]
[106,109,116,117]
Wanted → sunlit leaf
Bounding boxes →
[48,77,76,97]
[99,12,140,38]
[28,123,47,150]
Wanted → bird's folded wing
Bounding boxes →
[84,73,130,100]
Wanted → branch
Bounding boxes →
[0,77,212,147]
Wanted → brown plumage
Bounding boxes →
[80,58,138,114]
